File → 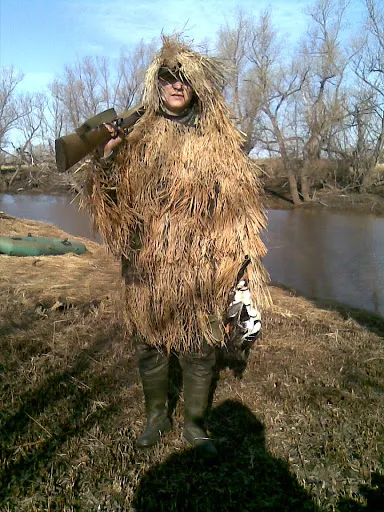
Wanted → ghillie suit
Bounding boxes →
[82,37,270,354]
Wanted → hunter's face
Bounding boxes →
[159,72,194,115]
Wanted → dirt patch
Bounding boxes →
[0,217,383,510]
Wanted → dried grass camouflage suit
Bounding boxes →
[81,37,270,456]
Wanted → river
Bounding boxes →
[1,193,383,316]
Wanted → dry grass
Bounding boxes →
[1,217,383,511]
[0,216,121,307]
[81,37,269,353]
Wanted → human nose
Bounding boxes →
[172,80,183,90]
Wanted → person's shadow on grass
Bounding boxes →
[336,471,384,512]
[132,399,319,512]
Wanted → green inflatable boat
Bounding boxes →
[0,234,87,257]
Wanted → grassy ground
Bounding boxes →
[0,217,383,511]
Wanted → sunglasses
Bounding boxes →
[158,68,191,87]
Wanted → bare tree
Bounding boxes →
[0,66,25,156]
[45,38,156,143]
[247,11,308,204]
[113,39,157,113]
[321,84,382,189]
[15,92,48,163]
[216,10,253,149]
[51,57,106,130]
[352,0,384,189]
[217,10,308,203]
[40,83,67,155]
[298,0,350,200]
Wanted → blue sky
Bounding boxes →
[1,0,365,94]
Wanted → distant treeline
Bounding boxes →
[1,0,384,203]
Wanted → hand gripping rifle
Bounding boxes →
[55,105,144,172]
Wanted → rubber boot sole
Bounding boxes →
[183,427,218,459]
[136,418,172,449]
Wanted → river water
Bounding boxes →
[1,193,383,316]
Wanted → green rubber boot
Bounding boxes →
[136,344,172,448]
[180,344,218,459]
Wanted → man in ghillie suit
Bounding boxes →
[82,37,270,458]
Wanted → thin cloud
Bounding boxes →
[67,0,206,46]
[2,0,364,96]
[66,0,309,51]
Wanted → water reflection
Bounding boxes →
[264,209,384,316]
[0,193,383,316]
[0,193,101,242]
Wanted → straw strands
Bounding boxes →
[82,37,271,351]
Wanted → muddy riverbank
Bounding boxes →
[2,164,384,216]
[264,177,384,216]
[0,163,73,195]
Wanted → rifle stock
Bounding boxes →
[55,105,143,172]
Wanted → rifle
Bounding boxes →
[55,105,144,172]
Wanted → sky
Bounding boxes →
[0,0,366,95]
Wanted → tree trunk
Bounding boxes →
[287,171,301,205]
[301,136,319,202]
[301,175,311,201]
[269,113,302,205]
[300,164,312,202]
[8,165,21,187]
